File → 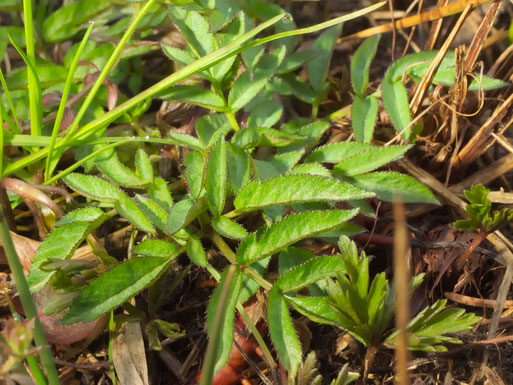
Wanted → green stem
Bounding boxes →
[108,310,117,385]
[63,0,157,139]
[209,232,272,290]
[23,0,42,141]
[0,212,61,385]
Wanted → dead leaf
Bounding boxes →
[112,322,149,385]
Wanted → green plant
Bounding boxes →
[3,0,478,383]
[349,37,508,142]
[270,236,480,376]
[453,184,513,232]
[288,351,357,385]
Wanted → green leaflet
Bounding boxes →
[63,173,121,202]
[211,12,245,81]
[351,34,380,97]
[133,239,178,258]
[234,175,374,212]
[167,131,204,151]
[184,151,206,199]
[384,300,480,352]
[333,145,412,176]
[307,24,342,94]
[115,193,155,233]
[43,0,111,42]
[206,266,242,375]
[212,216,247,239]
[227,142,250,192]
[161,45,195,66]
[27,222,92,293]
[382,78,411,140]
[95,147,147,188]
[270,150,304,174]
[346,171,439,204]
[268,287,302,375]
[56,207,104,226]
[134,195,168,232]
[286,296,340,325]
[228,46,286,111]
[289,163,331,177]
[305,142,375,164]
[247,101,284,128]
[148,178,173,212]
[351,95,378,143]
[231,126,305,149]
[135,149,153,183]
[186,236,207,267]
[276,255,347,292]
[168,6,214,58]
[196,113,231,147]
[277,50,317,74]
[237,209,359,265]
[206,136,227,216]
[156,85,227,110]
[166,196,208,235]
[61,256,176,324]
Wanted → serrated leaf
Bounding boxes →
[238,210,359,264]
[212,216,247,239]
[276,255,347,292]
[228,46,286,111]
[206,266,242,374]
[115,193,155,233]
[382,78,411,140]
[186,236,207,267]
[135,149,153,183]
[95,147,147,188]
[289,163,331,177]
[351,35,380,96]
[134,195,168,232]
[333,145,412,176]
[61,256,174,324]
[306,142,375,164]
[268,287,302,375]
[63,173,120,202]
[278,51,317,74]
[148,178,173,211]
[247,101,283,128]
[27,222,92,293]
[287,296,341,325]
[43,0,110,42]
[227,143,250,192]
[231,126,305,149]
[167,131,204,151]
[56,207,104,226]
[166,196,208,235]
[352,95,378,143]
[206,136,227,216]
[161,45,195,66]
[270,150,304,174]
[307,24,342,94]
[196,113,231,147]
[346,172,439,204]
[211,12,244,81]
[156,85,227,110]
[133,240,178,258]
[168,7,214,57]
[279,120,331,153]
[184,151,205,199]
[234,175,374,213]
